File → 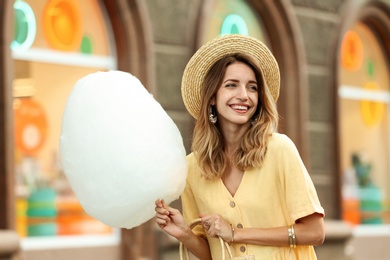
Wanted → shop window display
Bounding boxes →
[339,22,390,225]
[12,0,116,239]
[199,0,268,45]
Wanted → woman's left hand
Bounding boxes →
[199,214,233,243]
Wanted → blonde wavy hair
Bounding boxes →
[191,53,279,180]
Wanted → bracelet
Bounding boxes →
[288,224,296,249]
[230,224,235,243]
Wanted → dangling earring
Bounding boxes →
[209,106,217,124]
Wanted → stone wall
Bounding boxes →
[292,0,346,220]
[143,0,203,153]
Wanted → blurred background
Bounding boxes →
[0,0,389,259]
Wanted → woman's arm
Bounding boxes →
[234,213,325,247]
[155,199,212,260]
[177,226,211,260]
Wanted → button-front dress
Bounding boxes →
[182,133,325,259]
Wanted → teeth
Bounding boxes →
[232,105,248,110]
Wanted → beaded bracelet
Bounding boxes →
[288,224,296,249]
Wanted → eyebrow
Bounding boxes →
[223,79,258,84]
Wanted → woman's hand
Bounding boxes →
[200,214,233,243]
[155,200,212,260]
[155,199,189,239]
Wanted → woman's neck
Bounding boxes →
[220,122,250,156]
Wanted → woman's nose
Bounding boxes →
[237,86,248,100]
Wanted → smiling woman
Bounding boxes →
[155,34,324,260]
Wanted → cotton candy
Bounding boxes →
[59,70,188,229]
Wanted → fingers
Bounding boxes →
[161,199,168,209]
[200,214,217,228]
[155,216,169,228]
[155,206,169,216]
[155,199,168,208]
[200,214,212,223]
[200,214,230,239]
[204,221,217,237]
[203,220,211,230]
[155,199,170,212]
[155,199,163,207]
[201,216,215,235]
[155,199,171,228]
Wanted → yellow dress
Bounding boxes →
[182,133,325,260]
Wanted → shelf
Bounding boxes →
[339,85,390,103]
[21,230,120,250]
[12,48,116,70]
[353,224,390,237]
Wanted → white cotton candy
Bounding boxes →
[60,70,188,229]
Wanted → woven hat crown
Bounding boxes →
[181,34,280,119]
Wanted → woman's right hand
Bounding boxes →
[155,199,213,260]
[155,199,189,239]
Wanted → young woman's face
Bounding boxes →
[212,62,259,127]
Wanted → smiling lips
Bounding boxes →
[230,104,250,112]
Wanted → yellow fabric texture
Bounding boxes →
[182,133,325,260]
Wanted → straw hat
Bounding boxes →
[181,34,280,119]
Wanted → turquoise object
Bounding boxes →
[27,188,58,236]
[28,223,57,236]
[359,186,383,224]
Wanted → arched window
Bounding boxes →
[198,0,269,45]
[12,0,117,242]
[339,21,390,225]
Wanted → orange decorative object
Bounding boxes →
[56,198,112,235]
[42,0,82,51]
[14,98,48,156]
[341,30,364,71]
[342,199,361,225]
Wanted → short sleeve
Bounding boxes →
[181,155,206,238]
[275,135,325,223]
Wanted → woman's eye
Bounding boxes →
[248,85,258,91]
[226,83,236,88]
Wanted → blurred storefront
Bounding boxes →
[8,0,120,259]
[338,10,390,260]
[339,22,389,226]
[12,0,116,237]
[0,0,389,259]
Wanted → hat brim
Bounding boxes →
[181,34,280,119]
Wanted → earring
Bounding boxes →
[209,106,217,124]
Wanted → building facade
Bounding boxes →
[0,0,389,259]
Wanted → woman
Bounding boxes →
[155,34,325,260]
